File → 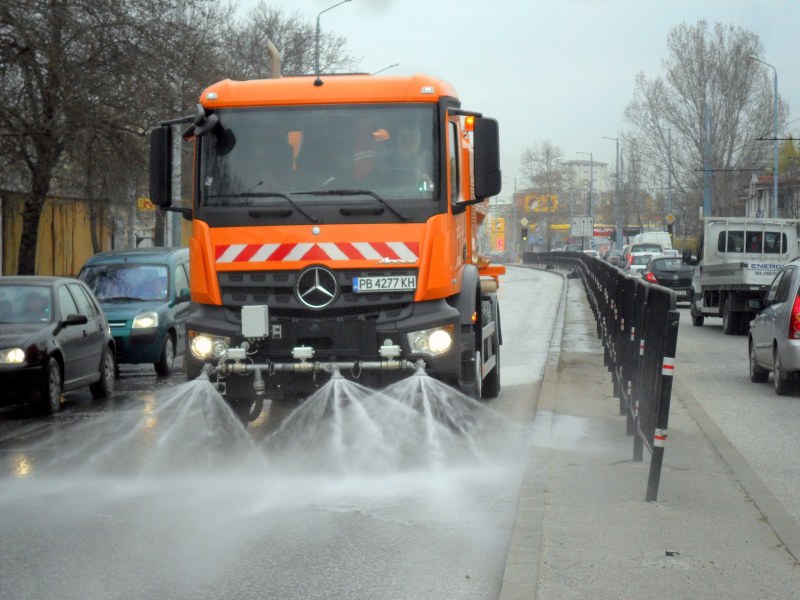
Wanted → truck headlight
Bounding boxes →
[0,348,26,364]
[188,331,230,360]
[407,325,454,356]
[132,312,158,329]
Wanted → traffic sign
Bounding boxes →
[665,213,675,224]
[520,217,529,226]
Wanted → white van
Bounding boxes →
[633,231,672,250]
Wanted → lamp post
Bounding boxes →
[315,0,353,77]
[576,152,593,217]
[750,54,779,218]
[602,137,622,250]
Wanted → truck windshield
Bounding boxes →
[198,105,439,226]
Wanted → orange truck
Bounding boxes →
[148,67,504,423]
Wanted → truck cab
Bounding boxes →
[149,73,504,422]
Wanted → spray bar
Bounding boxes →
[213,359,421,377]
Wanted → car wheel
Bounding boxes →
[154,334,175,376]
[37,357,62,415]
[749,340,769,383]
[90,348,116,399]
[773,347,793,396]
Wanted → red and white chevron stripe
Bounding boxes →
[215,241,420,263]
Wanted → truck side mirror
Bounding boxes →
[473,117,502,200]
[149,126,173,208]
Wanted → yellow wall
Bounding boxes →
[2,193,112,277]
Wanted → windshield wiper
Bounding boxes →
[206,192,318,223]
[293,189,408,222]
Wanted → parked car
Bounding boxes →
[747,261,800,395]
[78,247,190,376]
[642,255,694,304]
[0,276,115,414]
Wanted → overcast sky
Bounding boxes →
[233,0,800,196]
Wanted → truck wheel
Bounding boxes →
[482,348,500,399]
[773,347,794,396]
[690,300,704,326]
[749,341,769,383]
[722,300,737,335]
[483,302,501,398]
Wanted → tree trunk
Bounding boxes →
[17,174,51,275]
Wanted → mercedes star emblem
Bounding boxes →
[296,266,338,309]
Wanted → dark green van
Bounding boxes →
[78,247,190,375]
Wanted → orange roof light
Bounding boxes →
[465,115,475,132]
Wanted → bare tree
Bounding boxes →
[224,3,358,78]
[520,141,565,249]
[0,0,221,273]
[624,21,787,225]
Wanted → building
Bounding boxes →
[560,159,609,216]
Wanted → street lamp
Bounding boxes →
[602,137,622,250]
[749,54,779,218]
[315,0,353,77]
[576,152,593,217]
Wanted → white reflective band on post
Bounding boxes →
[662,357,676,376]
[630,326,635,341]
[654,428,668,447]
[621,317,624,332]
[639,339,645,356]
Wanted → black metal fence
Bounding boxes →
[523,252,680,502]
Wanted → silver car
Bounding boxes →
[747,262,800,395]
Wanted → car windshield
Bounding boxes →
[0,285,52,324]
[632,254,653,266]
[198,104,439,226]
[80,264,169,302]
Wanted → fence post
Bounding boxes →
[645,310,680,502]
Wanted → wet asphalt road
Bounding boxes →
[0,266,558,600]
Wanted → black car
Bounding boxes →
[0,277,115,414]
[642,256,694,303]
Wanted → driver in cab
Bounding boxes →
[380,124,433,192]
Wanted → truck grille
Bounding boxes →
[217,268,417,316]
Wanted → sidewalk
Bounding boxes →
[500,275,800,600]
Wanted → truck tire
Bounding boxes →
[722,300,737,335]
[481,301,501,399]
[457,321,482,401]
[690,301,704,326]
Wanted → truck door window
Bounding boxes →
[448,121,459,201]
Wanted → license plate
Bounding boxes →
[353,275,417,293]
[676,290,689,297]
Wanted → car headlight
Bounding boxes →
[188,330,230,360]
[132,312,158,329]
[406,324,454,357]
[0,348,26,364]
